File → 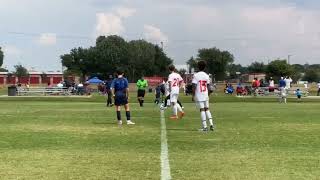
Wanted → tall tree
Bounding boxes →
[303,68,320,82]
[13,64,29,83]
[266,59,293,82]
[197,47,234,80]
[248,61,266,73]
[186,56,197,73]
[0,47,3,67]
[95,35,129,77]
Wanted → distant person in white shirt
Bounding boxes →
[284,76,292,89]
[269,77,275,92]
[317,81,320,96]
[168,65,185,120]
[192,61,214,132]
[57,81,64,88]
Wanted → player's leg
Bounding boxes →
[175,96,185,118]
[177,100,184,109]
[198,102,208,131]
[170,94,178,119]
[115,105,122,125]
[164,95,170,107]
[124,103,135,125]
[141,90,145,106]
[204,101,214,131]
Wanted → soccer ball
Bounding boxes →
[159,103,166,111]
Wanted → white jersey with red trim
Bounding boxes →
[192,71,210,102]
[168,72,183,94]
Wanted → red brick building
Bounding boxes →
[0,72,75,86]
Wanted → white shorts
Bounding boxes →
[196,101,210,109]
[170,93,179,103]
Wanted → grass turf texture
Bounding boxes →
[0,96,319,179]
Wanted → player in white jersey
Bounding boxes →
[168,65,185,120]
[192,61,214,131]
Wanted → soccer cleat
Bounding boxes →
[198,127,208,132]
[127,120,135,125]
[179,112,185,119]
[210,125,215,131]
[118,120,123,125]
[169,115,178,120]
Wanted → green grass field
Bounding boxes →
[0,94,319,179]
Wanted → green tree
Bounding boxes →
[197,47,234,80]
[0,47,4,67]
[13,64,29,83]
[303,69,320,82]
[266,60,293,83]
[127,40,156,81]
[61,47,97,82]
[186,56,197,73]
[0,67,8,72]
[227,64,247,79]
[95,35,129,78]
[62,35,173,82]
[248,61,266,73]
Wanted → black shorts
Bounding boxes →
[114,93,128,106]
[137,89,146,97]
[297,95,301,99]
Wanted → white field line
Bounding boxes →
[160,110,171,180]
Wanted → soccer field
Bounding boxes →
[0,99,319,179]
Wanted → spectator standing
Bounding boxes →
[105,75,114,107]
[269,77,275,92]
[317,81,320,96]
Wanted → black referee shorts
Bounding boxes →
[137,89,146,97]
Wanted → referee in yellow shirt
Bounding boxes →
[136,76,148,107]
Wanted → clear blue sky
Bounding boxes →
[1,0,320,71]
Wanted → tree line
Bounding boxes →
[61,35,173,82]
[187,48,320,83]
[1,37,320,84]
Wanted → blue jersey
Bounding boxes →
[279,79,286,88]
[105,79,113,90]
[111,77,128,93]
[296,90,302,96]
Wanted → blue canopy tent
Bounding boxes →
[86,77,103,84]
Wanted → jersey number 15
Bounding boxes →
[199,80,207,92]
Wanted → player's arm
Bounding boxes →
[125,79,129,98]
[168,81,172,93]
[126,88,129,99]
[110,80,114,96]
[192,83,197,101]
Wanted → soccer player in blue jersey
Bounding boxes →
[278,77,287,104]
[111,69,135,125]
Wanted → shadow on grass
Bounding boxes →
[166,128,198,132]
[92,121,116,125]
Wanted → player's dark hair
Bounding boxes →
[168,65,175,72]
[116,68,124,75]
[197,60,206,71]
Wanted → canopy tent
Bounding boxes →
[86,77,103,84]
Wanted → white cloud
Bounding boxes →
[95,7,136,37]
[95,13,124,36]
[38,33,57,45]
[143,25,168,43]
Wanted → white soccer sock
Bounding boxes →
[206,110,213,126]
[176,103,183,112]
[172,104,178,116]
[201,111,207,128]
[284,98,287,104]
